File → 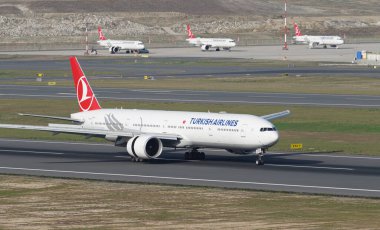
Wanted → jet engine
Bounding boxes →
[109,46,120,54]
[126,135,163,159]
[201,44,210,51]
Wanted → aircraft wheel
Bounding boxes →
[256,159,264,165]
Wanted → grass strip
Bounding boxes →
[0,175,379,229]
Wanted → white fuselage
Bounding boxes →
[186,37,236,50]
[293,35,344,48]
[71,109,279,153]
[97,39,145,51]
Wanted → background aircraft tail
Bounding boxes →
[186,24,195,39]
[293,23,303,36]
[98,26,107,40]
[70,56,101,112]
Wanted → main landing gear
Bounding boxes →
[255,148,266,165]
[130,156,144,162]
[185,148,206,160]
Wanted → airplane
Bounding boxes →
[0,57,290,165]
[97,26,145,54]
[185,24,237,51]
[292,23,344,49]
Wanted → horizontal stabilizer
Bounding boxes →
[261,110,291,121]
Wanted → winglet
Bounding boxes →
[261,110,290,121]
[70,56,101,112]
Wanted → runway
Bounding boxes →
[0,138,379,197]
[0,57,380,80]
[1,84,380,108]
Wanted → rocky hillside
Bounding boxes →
[0,0,380,45]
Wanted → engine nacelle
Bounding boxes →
[201,44,210,51]
[126,135,163,159]
[109,46,119,54]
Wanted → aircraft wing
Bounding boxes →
[18,113,83,123]
[261,110,290,121]
[0,123,181,141]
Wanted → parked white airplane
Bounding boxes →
[292,23,344,49]
[186,24,236,51]
[0,57,290,165]
[97,26,145,54]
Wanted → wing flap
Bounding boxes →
[261,110,290,121]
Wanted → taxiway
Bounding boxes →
[0,84,379,108]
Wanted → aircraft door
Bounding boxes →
[208,126,213,137]
[240,124,248,138]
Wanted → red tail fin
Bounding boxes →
[187,24,195,39]
[293,23,303,36]
[98,26,106,40]
[70,56,101,112]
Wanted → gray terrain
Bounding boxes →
[0,0,380,47]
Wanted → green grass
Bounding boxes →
[0,175,379,229]
[0,98,379,155]
[2,74,380,95]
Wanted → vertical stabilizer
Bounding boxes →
[293,23,303,36]
[70,56,101,112]
[186,24,195,39]
[98,26,107,40]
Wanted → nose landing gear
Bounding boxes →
[256,148,266,165]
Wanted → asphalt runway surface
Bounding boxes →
[0,138,379,197]
[0,57,380,79]
[1,84,380,108]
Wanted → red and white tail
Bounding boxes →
[70,56,101,112]
[293,23,303,36]
[98,26,106,40]
[186,24,195,39]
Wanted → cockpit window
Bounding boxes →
[260,127,277,132]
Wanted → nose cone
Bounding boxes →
[263,131,279,147]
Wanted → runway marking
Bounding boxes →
[346,98,380,101]
[130,89,173,93]
[0,149,64,155]
[0,166,379,194]
[57,93,75,95]
[265,164,354,171]
[248,95,305,99]
[114,156,131,159]
[303,154,380,160]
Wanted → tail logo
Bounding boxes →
[187,25,195,39]
[98,27,106,40]
[77,76,94,111]
[294,23,302,36]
